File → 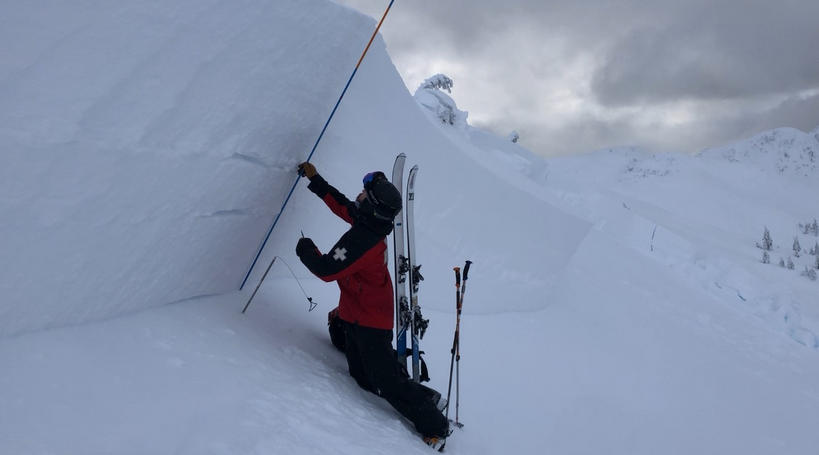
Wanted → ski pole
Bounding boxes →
[239,0,398,291]
[454,260,471,428]
[444,266,461,422]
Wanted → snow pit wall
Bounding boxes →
[0,0,379,336]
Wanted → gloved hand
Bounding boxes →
[296,237,317,257]
[298,162,317,179]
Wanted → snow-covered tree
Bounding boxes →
[760,227,773,251]
[793,236,801,257]
[811,241,819,256]
[434,101,457,125]
[812,218,819,236]
[779,257,786,268]
[762,251,770,264]
[805,266,817,281]
[815,254,819,270]
[418,74,454,93]
[508,130,520,143]
[414,74,467,127]
[788,257,795,270]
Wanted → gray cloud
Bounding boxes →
[338,0,819,156]
[592,14,819,106]
[738,93,819,137]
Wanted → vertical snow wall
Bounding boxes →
[0,0,387,336]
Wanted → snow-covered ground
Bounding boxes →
[2,1,818,454]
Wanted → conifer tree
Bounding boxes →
[761,227,773,251]
[788,257,795,270]
[762,251,770,264]
[793,236,801,257]
[419,74,454,93]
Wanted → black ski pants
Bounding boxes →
[343,321,449,438]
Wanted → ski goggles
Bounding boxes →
[362,171,387,187]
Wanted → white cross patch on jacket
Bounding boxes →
[333,247,347,261]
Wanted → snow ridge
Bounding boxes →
[699,127,819,177]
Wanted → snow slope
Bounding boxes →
[2,0,819,454]
[544,132,819,349]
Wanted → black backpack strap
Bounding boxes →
[419,351,430,383]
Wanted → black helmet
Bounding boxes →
[362,173,402,220]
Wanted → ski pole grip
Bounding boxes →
[454,267,461,287]
[462,260,472,281]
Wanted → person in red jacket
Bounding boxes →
[295,162,450,444]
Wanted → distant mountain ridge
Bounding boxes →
[540,127,819,188]
[698,127,818,177]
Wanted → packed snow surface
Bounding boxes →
[2,1,818,454]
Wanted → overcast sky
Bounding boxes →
[337,0,819,157]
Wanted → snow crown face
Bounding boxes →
[363,174,401,220]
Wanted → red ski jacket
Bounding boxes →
[296,174,395,330]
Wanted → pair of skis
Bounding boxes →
[392,153,428,382]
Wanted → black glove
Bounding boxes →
[297,162,317,179]
[296,237,317,257]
